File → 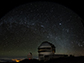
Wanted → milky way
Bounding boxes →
[0,2,84,57]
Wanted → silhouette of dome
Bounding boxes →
[38,41,55,48]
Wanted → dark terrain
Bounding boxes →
[1,56,84,63]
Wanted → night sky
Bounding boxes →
[0,1,84,58]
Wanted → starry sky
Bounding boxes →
[0,1,84,58]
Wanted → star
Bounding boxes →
[59,23,62,25]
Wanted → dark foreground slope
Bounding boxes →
[2,56,84,63]
[45,56,84,63]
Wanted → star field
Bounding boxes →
[0,2,84,58]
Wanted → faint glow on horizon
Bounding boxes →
[12,59,23,62]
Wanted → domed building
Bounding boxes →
[38,41,55,60]
[38,41,68,61]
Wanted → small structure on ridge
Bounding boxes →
[27,52,32,60]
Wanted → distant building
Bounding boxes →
[27,52,32,60]
[38,41,68,61]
